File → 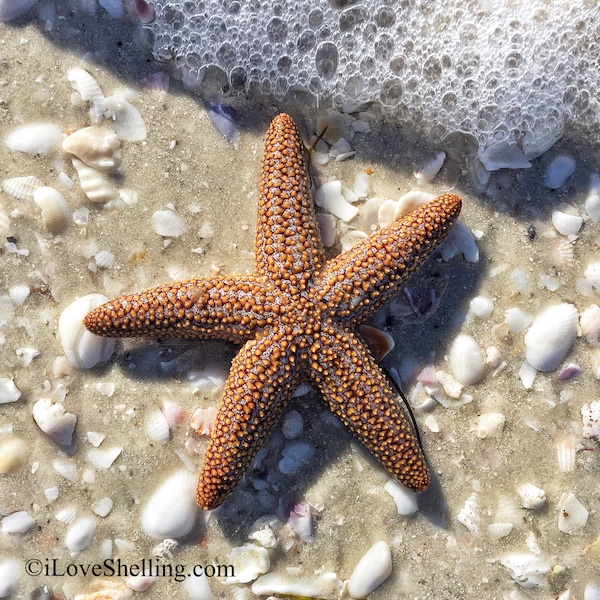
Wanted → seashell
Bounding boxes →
[435,370,463,399]
[145,409,170,443]
[45,487,59,502]
[248,517,280,549]
[141,470,198,539]
[424,414,439,432]
[469,296,494,319]
[584,582,600,600]
[377,199,397,228]
[32,186,71,234]
[52,458,77,481]
[474,412,505,439]
[65,516,96,552]
[557,492,588,533]
[504,307,532,334]
[87,431,106,447]
[439,220,479,263]
[94,250,115,269]
[125,574,157,593]
[580,305,600,345]
[151,209,186,237]
[544,155,576,189]
[9,284,30,306]
[524,303,578,372]
[2,175,44,201]
[479,141,531,170]
[384,479,418,515]
[0,437,27,474]
[87,447,122,469]
[1,510,35,534]
[286,500,314,543]
[500,553,550,588]
[339,228,368,250]
[98,0,124,18]
[16,346,40,366]
[556,363,581,380]
[67,67,107,125]
[353,171,370,198]
[330,138,355,162]
[190,406,218,435]
[0,208,10,237]
[348,540,393,599]
[278,441,315,475]
[318,183,358,222]
[55,506,78,525]
[281,410,304,440]
[0,0,39,21]
[315,213,336,247]
[585,174,600,222]
[0,559,21,598]
[0,377,21,404]
[449,335,485,385]
[581,400,600,441]
[93,497,113,518]
[226,543,270,584]
[414,151,446,183]
[487,522,513,539]
[519,360,537,390]
[584,262,600,292]
[552,209,583,236]
[72,158,119,204]
[161,399,186,428]
[32,398,77,446]
[152,538,179,560]
[62,126,122,173]
[316,110,354,145]
[395,190,434,220]
[555,438,576,472]
[4,123,62,154]
[183,572,214,600]
[205,102,240,147]
[457,492,480,535]
[58,293,117,369]
[518,484,547,510]
[252,572,342,598]
[72,580,132,600]
[104,95,147,141]
[554,238,575,267]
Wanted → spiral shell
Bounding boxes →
[72,158,118,204]
[62,126,122,173]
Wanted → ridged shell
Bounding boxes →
[62,126,122,173]
[581,305,600,346]
[67,67,107,125]
[556,437,576,472]
[4,123,62,154]
[554,238,575,267]
[487,522,514,539]
[72,158,118,204]
[55,506,77,524]
[348,541,393,599]
[33,186,70,234]
[65,516,96,552]
[449,334,485,385]
[2,175,43,201]
[457,492,480,535]
[151,210,186,237]
[524,303,578,371]
[145,409,170,443]
[94,250,115,269]
[52,458,77,481]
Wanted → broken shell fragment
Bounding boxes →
[557,492,588,533]
[348,540,393,599]
[32,398,77,446]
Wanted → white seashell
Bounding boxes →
[32,398,77,446]
[504,307,532,334]
[556,438,576,472]
[286,500,314,543]
[552,209,583,236]
[457,492,480,535]
[585,194,600,223]
[323,190,358,222]
[252,572,342,598]
[553,238,575,268]
[98,0,124,18]
[518,484,547,510]
[582,400,600,441]
[384,479,418,515]
[87,446,122,469]
[104,95,147,141]
[226,544,270,584]
[145,410,170,443]
[9,284,30,306]
[94,250,115,269]
[474,412,505,439]
[0,378,21,404]
[584,582,600,600]
[448,335,485,385]
[439,220,479,263]
[479,141,531,170]
[282,410,304,440]
[248,518,280,549]
[353,171,370,198]
[65,516,96,552]
[0,0,39,21]
[348,540,393,598]
[544,155,576,189]
[340,228,367,250]
[52,458,77,481]
[395,190,434,220]
[580,305,600,345]
[487,522,514,539]
[495,495,522,527]
[557,492,588,533]
[2,175,44,201]
[58,293,117,369]
[0,437,27,474]
[500,553,550,588]
[152,210,186,237]
[55,506,78,525]
[125,574,158,593]
[141,470,198,539]
[190,406,218,435]
[329,137,354,160]
[4,123,62,154]
[183,572,214,600]
[93,497,114,518]
[16,347,40,366]
[72,158,118,204]
[469,296,494,319]
[0,559,21,598]
[524,303,578,372]
[67,67,107,125]
[87,431,106,447]
[485,346,501,368]
[584,262,600,292]
[519,360,537,389]
[62,126,122,173]
[1,511,35,534]
[414,151,446,183]
[314,180,341,208]
[278,441,315,475]
[0,208,10,238]
[377,199,397,228]
[315,213,336,247]
[152,538,179,560]
[435,370,463,399]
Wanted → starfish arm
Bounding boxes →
[196,331,300,509]
[309,327,429,491]
[316,194,462,325]
[83,275,276,343]
[255,113,326,295]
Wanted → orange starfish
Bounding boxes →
[84,114,461,509]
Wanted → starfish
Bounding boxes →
[84,114,461,510]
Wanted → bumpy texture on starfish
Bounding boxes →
[84,114,462,510]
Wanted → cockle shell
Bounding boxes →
[33,186,70,234]
[487,522,514,539]
[62,126,122,173]
[2,175,43,201]
[32,398,77,446]
[4,123,63,154]
[151,210,186,237]
[449,334,485,385]
[145,409,170,443]
[72,158,119,204]
[68,67,107,125]
[580,305,600,345]
[348,540,393,599]
[55,506,77,524]
[556,437,577,472]
[524,303,578,372]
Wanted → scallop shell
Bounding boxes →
[2,175,43,201]
[62,126,122,173]
[32,398,77,446]
[4,123,62,154]
[0,0,39,21]
[469,296,494,319]
[226,543,270,584]
[145,409,170,443]
[524,303,578,372]
[151,210,186,237]
[55,506,77,524]
[1,510,35,534]
[58,294,117,369]
[33,186,70,234]
[449,334,485,385]
[65,516,96,552]
[504,307,532,334]
[384,479,418,515]
[487,522,514,539]
[348,541,393,599]
[0,559,21,599]
[9,284,30,306]
[556,437,576,472]
[580,305,600,345]
[94,250,115,269]
[554,238,575,267]
[557,492,588,533]
[67,67,107,125]
[72,158,118,204]
[141,470,198,539]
